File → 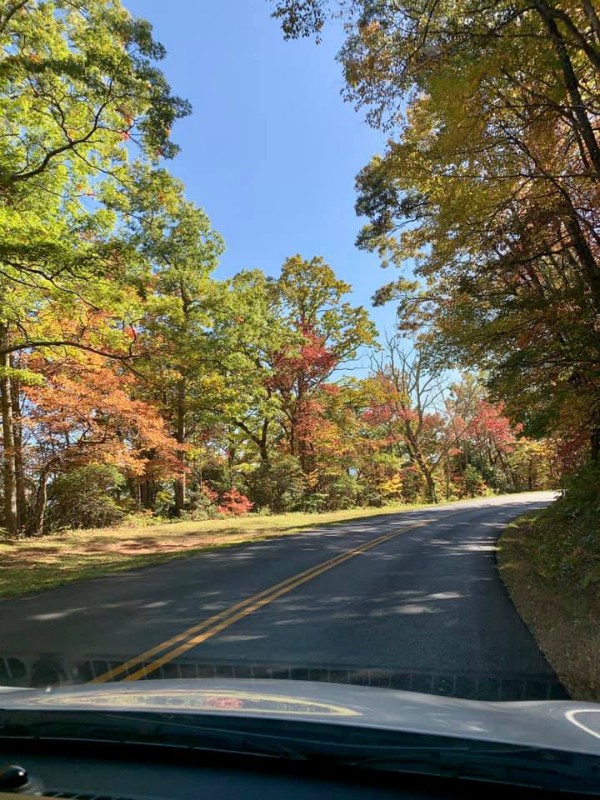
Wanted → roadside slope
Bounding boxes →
[498,503,600,701]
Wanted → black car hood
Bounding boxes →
[1,678,600,755]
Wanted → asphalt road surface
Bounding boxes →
[0,492,567,700]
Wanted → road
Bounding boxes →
[0,492,567,700]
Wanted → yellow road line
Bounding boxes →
[91,527,406,684]
[122,524,417,681]
[92,518,431,684]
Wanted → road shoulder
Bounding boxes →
[498,513,599,701]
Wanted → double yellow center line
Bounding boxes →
[91,518,431,684]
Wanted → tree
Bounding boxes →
[269,255,377,474]
[22,349,181,534]
[210,269,289,470]
[0,0,188,193]
[361,339,530,501]
[108,165,224,515]
[364,340,450,502]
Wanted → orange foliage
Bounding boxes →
[23,351,182,480]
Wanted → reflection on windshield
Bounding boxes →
[0,654,568,702]
[28,686,360,717]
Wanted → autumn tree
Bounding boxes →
[269,255,377,475]
[0,0,189,533]
[21,349,181,535]
[364,340,451,502]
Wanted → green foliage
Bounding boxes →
[321,473,361,510]
[246,455,307,513]
[462,465,486,498]
[520,462,600,594]
[180,484,220,521]
[46,465,126,531]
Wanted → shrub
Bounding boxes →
[218,488,254,517]
[180,484,220,520]
[46,464,126,531]
[246,455,307,512]
[297,492,329,513]
[462,464,487,498]
[322,474,361,510]
[516,461,600,593]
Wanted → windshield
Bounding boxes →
[0,0,598,769]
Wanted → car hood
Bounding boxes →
[1,678,600,755]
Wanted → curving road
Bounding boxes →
[0,492,566,700]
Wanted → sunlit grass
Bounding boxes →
[0,503,427,599]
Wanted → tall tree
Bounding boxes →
[111,166,224,516]
[269,255,377,474]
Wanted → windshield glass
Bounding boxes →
[0,0,598,749]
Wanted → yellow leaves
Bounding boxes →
[359,20,381,40]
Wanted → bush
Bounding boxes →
[46,464,126,531]
[218,488,254,517]
[181,484,220,520]
[296,492,329,513]
[246,455,307,513]
[529,461,600,589]
[462,465,487,498]
[321,474,361,510]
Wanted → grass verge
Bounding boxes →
[0,503,428,599]
[498,508,600,701]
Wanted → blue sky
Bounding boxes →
[125,0,399,346]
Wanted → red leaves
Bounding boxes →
[217,488,254,516]
[269,328,338,395]
[464,400,518,453]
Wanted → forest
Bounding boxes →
[1,0,594,539]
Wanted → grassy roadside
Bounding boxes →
[0,503,428,600]
[498,508,600,701]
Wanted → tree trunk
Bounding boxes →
[140,479,154,510]
[32,470,48,537]
[582,0,600,43]
[424,470,438,504]
[590,427,600,461]
[173,377,186,516]
[528,457,535,491]
[0,323,17,535]
[535,0,600,178]
[10,362,26,529]
[259,419,270,465]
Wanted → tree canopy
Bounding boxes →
[271,0,600,460]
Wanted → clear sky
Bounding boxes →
[124,0,399,349]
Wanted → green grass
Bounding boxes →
[0,503,428,599]
[498,505,600,701]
